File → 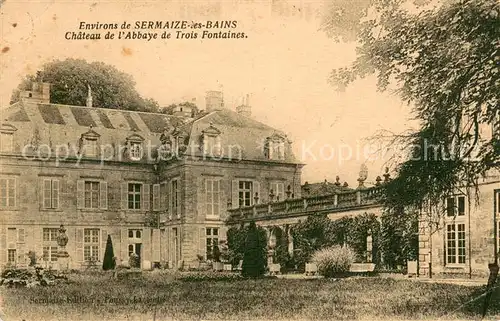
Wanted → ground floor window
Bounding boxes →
[446,223,466,264]
[43,228,59,262]
[84,228,100,262]
[206,227,219,260]
[7,249,16,263]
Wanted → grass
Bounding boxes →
[1,271,499,321]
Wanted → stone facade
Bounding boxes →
[418,174,500,277]
[0,81,303,270]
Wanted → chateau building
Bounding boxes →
[0,80,302,270]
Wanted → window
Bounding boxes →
[84,181,100,209]
[0,132,13,152]
[43,228,58,262]
[239,181,253,207]
[171,179,180,218]
[265,136,286,161]
[201,124,222,157]
[128,183,142,210]
[129,141,142,160]
[83,229,99,261]
[84,138,98,157]
[206,228,219,260]
[446,196,465,217]
[7,228,16,263]
[8,249,16,263]
[129,229,142,239]
[42,179,59,209]
[270,182,284,201]
[206,179,220,218]
[446,223,466,264]
[0,177,16,207]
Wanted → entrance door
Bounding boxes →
[135,243,142,267]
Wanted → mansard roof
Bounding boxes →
[0,100,301,164]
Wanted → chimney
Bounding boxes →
[19,72,51,104]
[236,93,252,118]
[205,91,224,112]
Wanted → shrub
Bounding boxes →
[102,235,116,271]
[311,245,356,278]
[128,253,140,268]
[241,222,267,278]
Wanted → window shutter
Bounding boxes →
[176,181,181,218]
[34,227,41,263]
[253,181,260,205]
[52,180,59,209]
[168,181,172,220]
[99,181,108,209]
[199,227,206,260]
[76,228,84,262]
[13,177,18,208]
[143,184,150,211]
[77,180,85,209]
[0,227,6,264]
[143,228,151,262]
[231,180,239,209]
[220,226,228,242]
[152,229,160,262]
[18,228,25,265]
[121,182,128,210]
[152,184,160,211]
[101,229,107,262]
[200,178,207,219]
[120,228,128,264]
[43,179,51,208]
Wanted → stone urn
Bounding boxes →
[56,225,70,270]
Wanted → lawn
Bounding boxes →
[0,271,498,321]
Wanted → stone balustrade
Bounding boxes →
[227,186,382,223]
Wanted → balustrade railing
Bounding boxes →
[227,186,383,222]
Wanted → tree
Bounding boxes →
[324,0,499,234]
[241,222,267,278]
[11,58,160,112]
[102,234,116,271]
[291,214,336,270]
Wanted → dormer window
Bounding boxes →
[0,124,17,153]
[84,138,98,157]
[201,123,222,157]
[80,126,100,158]
[125,134,145,161]
[265,133,286,160]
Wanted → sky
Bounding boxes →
[0,0,417,185]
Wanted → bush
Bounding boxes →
[128,253,140,268]
[102,235,116,271]
[241,222,267,278]
[311,245,356,278]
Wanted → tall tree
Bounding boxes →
[241,222,267,278]
[102,234,116,271]
[324,0,499,222]
[11,58,160,112]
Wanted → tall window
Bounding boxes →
[84,138,98,157]
[446,196,466,217]
[446,223,466,264]
[83,229,99,262]
[0,132,13,152]
[43,179,59,209]
[206,179,220,218]
[84,181,100,209]
[171,179,179,218]
[239,181,253,207]
[43,228,58,262]
[270,182,284,201]
[0,177,16,208]
[128,183,142,210]
[206,227,219,260]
